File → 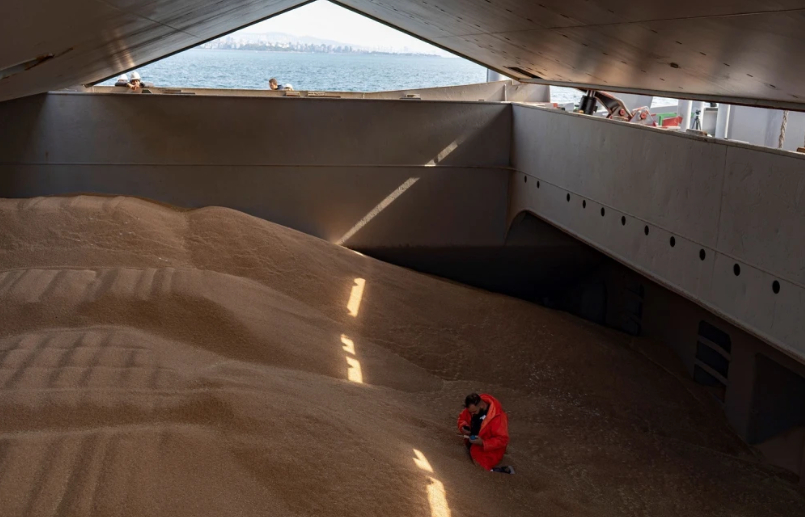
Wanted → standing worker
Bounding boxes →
[457,393,514,474]
[128,71,142,91]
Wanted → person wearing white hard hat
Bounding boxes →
[268,78,294,91]
[127,71,142,91]
[114,74,129,87]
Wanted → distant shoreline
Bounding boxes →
[195,47,441,58]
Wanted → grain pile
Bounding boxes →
[0,195,802,517]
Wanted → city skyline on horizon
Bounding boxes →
[201,31,444,55]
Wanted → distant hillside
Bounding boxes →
[199,31,440,55]
[237,31,349,48]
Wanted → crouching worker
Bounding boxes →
[457,393,514,474]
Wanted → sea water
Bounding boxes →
[101,49,675,107]
[101,49,486,92]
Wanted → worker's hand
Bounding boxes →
[469,436,483,446]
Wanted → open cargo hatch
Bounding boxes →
[1,0,805,109]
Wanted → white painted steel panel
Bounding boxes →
[511,104,805,362]
[0,93,511,168]
[719,147,805,285]
[511,105,727,247]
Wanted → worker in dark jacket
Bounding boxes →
[457,393,514,474]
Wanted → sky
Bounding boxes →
[235,1,449,55]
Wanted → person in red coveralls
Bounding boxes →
[457,393,514,474]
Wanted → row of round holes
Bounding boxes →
[529,175,782,295]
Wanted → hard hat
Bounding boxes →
[284,84,294,90]
[118,74,129,82]
[130,71,141,81]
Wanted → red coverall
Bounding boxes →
[456,393,509,470]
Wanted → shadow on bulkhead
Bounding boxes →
[359,211,606,309]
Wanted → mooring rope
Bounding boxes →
[778,110,790,149]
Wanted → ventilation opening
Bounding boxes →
[694,321,731,402]
[697,342,729,377]
[699,321,731,353]
[506,66,539,79]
